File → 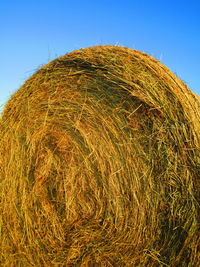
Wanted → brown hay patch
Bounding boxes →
[0,45,199,266]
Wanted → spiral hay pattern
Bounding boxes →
[0,46,199,266]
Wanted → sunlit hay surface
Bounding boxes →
[0,45,199,266]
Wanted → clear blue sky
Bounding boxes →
[1,0,200,110]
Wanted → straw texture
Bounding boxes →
[0,45,199,266]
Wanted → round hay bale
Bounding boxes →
[0,45,199,266]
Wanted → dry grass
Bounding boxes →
[0,45,199,266]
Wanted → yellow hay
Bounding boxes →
[0,45,199,266]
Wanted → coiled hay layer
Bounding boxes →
[0,46,199,266]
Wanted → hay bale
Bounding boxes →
[0,45,199,266]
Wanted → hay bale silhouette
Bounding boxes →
[0,45,199,266]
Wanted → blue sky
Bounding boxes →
[1,0,200,110]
